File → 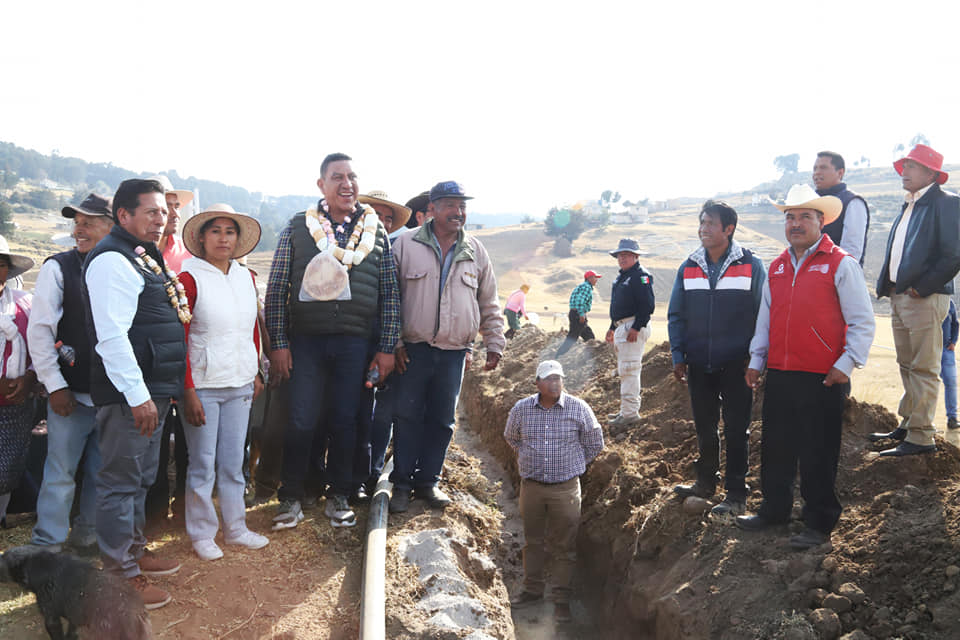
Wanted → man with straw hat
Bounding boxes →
[83,178,188,608]
[736,184,874,550]
[869,144,960,456]
[148,174,194,273]
[29,193,113,556]
[359,190,412,238]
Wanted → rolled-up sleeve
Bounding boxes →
[85,253,149,406]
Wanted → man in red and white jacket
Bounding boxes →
[735,184,875,551]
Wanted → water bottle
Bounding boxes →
[365,366,380,389]
[55,340,76,367]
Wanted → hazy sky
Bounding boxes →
[3,1,959,215]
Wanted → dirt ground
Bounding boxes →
[460,326,960,640]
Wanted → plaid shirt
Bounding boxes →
[504,392,604,483]
[265,206,400,353]
[569,281,594,315]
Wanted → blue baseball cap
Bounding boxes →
[429,181,474,202]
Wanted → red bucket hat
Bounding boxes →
[894,144,948,185]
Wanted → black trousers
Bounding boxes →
[758,369,848,535]
[687,361,752,498]
[145,404,187,524]
[556,309,595,356]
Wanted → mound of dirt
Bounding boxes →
[461,328,960,640]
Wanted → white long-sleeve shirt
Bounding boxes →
[27,259,93,407]
[84,252,150,407]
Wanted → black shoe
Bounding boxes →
[510,591,542,608]
[868,427,907,442]
[415,486,452,509]
[949,417,960,430]
[735,514,781,531]
[554,601,572,623]
[673,481,714,500]
[389,490,410,513]
[788,528,829,550]
[878,442,937,457]
[349,486,370,505]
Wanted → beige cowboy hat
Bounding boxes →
[148,174,195,207]
[182,204,262,259]
[358,190,412,230]
[770,184,842,225]
[0,235,34,280]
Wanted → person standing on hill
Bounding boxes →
[505,359,603,624]
[555,271,601,357]
[29,194,113,556]
[941,298,959,431]
[812,151,870,264]
[736,184,874,550]
[669,200,766,519]
[869,144,960,456]
[504,284,530,339]
[606,239,655,428]
[388,181,504,513]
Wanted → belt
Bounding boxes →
[614,316,635,327]
[523,477,576,486]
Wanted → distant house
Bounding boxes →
[41,179,59,190]
[465,223,484,231]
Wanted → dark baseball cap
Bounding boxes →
[62,193,113,219]
[429,181,473,202]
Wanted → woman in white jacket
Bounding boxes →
[179,204,267,560]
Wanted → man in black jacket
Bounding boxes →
[870,144,960,456]
[606,239,655,428]
[812,151,869,264]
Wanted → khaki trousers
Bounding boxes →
[891,292,950,446]
[519,477,581,603]
[614,320,651,417]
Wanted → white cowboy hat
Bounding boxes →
[181,204,262,259]
[358,190,412,230]
[148,174,195,207]
[0,235,34,280]
[770,184,842,225]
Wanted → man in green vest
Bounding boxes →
[264,153,400,529]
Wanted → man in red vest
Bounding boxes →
[736,184,875,550]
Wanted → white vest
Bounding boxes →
[182,257,258,389]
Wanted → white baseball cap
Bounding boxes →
[536,360,565,379]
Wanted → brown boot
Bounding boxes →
[138,550,181,576]
[129,575,172,610]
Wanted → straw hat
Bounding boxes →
[770,184,842,225]
[0,235,34,280]
[148,174,195,206]
[358,190,412,230]
[181,204,262,259]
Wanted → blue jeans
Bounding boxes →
[943,347,958,419]
[96,399,170,577]
[279,334,368,499]
[389,343,466,491]
[32,403,100,548]
[182,384,253,542]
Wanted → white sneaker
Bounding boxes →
[325,494,357,528]
[226,530,270,550]
[272,499,304,531]
[193,539,223,561]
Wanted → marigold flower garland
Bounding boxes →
[304,201,379,270]
[134,246,192,324]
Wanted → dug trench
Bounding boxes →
[446,326,960,640]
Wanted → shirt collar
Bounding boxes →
[790,234,824,263]
[905,182,935,204]
[535,391,566,409]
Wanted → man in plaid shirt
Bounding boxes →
[504,360,603,623]
[555,270,602,357]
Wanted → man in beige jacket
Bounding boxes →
[388,181,505,512]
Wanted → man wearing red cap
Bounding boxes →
[870,144,960,456]
[555,270,601,357]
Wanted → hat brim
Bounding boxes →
[182,211,261,260]
[609,249,642,257]
[358,195,412,230]
[772,196,843,226]
[165,189,195,206]
[61,204,111,219]
[893,158,949,185]
[0,254,35,280]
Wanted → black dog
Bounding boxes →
[0,546,153,640]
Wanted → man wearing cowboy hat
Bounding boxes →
[405,191,431,230]
[605,239,655,429]
[83,178,188,608]
[669,200,766,518]
[736,184,874,550]
[556,270,602,357]
[812,151,870,264]
[264,152,399,529]
[29,194,114,556]
[359,190,412,238]
[387,180,505,513]
[149,174,194,273]
[869,144,960,456]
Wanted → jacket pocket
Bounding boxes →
[149,337,187,380]
[460,271,478,289]
[810,326,833,353]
